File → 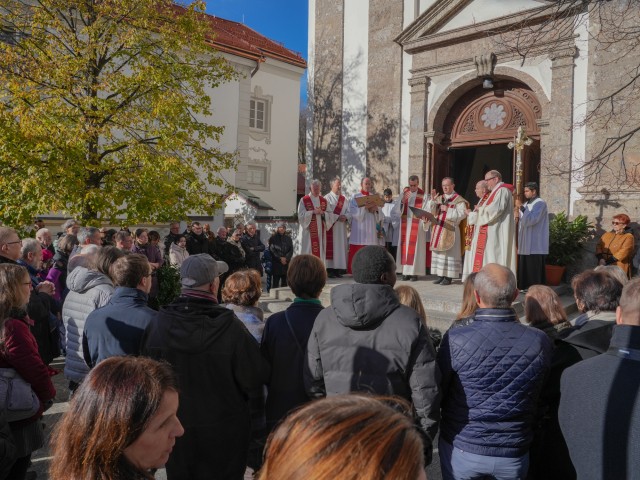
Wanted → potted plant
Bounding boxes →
[545,212,593,285]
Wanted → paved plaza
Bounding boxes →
[31,274,575,479]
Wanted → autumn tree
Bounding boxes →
[494,0,640,187]
[0,0,237,226]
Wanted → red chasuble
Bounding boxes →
[326,194,346,260]
[302,195,327,258]
[472,184,511,272]
[400,187,425,266]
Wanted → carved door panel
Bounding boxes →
[431,143,453,192]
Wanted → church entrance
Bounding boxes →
[431,80,542,204]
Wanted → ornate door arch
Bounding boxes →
[432,81,542,192]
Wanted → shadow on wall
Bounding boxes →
[309,38,400,195]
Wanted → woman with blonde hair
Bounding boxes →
[395,285,427,325]
[524,285,573,340]
[222,269,264,342]
[259,395,426,480]
[0,264,56,480]
[449,272,477,330]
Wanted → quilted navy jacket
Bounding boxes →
[437,308,552,457]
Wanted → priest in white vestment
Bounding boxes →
[298,179,329,262]
[425,177,467,285]
[471,170,516,276]
[347,177,385,273]
[395,175,429,281]
[324,177,350,277]
[462,180,490,281]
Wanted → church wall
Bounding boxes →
[365,0,404,195]
[573,3,640,232]
[341,0,369,196]
[310,0,345,191]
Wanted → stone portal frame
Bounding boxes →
[414,66,553,199]
[428,66,550,137]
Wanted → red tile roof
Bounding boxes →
[172,5,306,69]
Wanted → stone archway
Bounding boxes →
[428,78,544,202]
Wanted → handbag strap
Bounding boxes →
[284,309,304,354]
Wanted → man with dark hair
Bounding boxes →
[83,253,156,367]
[437,263,551,480]
[304,245,440,465]
[143,254,267,479]
[559,278,640,480]
[516,182,548,290]
[113,230,133,251]
[186,221,211,256]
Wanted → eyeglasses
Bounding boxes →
[484,176,497,181]
[612,221,624,225]
[4,240,21,246]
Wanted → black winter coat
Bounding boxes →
[186,231,211,256]
[142,293,269,480]
[241,232,265,275]
[559,325,640,480]
[304,283,440,464]
[261,300,324,432]
[268,233,293,277]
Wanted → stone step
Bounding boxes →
[261,278,577,328]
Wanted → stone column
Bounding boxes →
[407,76,430,184]
[541,46,577,214]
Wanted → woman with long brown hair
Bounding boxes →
[259,394,426,480]
[0,264,56,480]
[524,285,573,340]
[450,272,478,330]
[49,356,184,480]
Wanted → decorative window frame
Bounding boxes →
[249,86,272,144]
[246,147,271,191]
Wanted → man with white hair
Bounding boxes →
[324,177,350,277]
[298,179,329,262]
[71,226,102,259]
[17,238,59,364]
[437,263,551,479]
[36,227,54,255]
[471,170,516,275]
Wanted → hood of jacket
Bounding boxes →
[156,296,238,353]
[169,242,186,255]
[66,266,113,293]
[329,283,400,330]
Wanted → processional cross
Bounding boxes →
[508,126,533,199]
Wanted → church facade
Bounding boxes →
[307,0,640,229]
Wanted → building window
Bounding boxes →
[250,99,268,132]
[247,165,268,187]
[248,87,272,143]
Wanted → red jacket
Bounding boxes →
[0,315,56,422]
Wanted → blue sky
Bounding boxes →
[205,0,309,103]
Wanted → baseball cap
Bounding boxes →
[180,254,229,288]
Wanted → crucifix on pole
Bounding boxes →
[508,126,533,201]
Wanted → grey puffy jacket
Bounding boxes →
[304,283,441,462]
[62,267,114,383]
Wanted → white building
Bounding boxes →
[202,16,306,229]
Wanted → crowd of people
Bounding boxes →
[0,187,638,480]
